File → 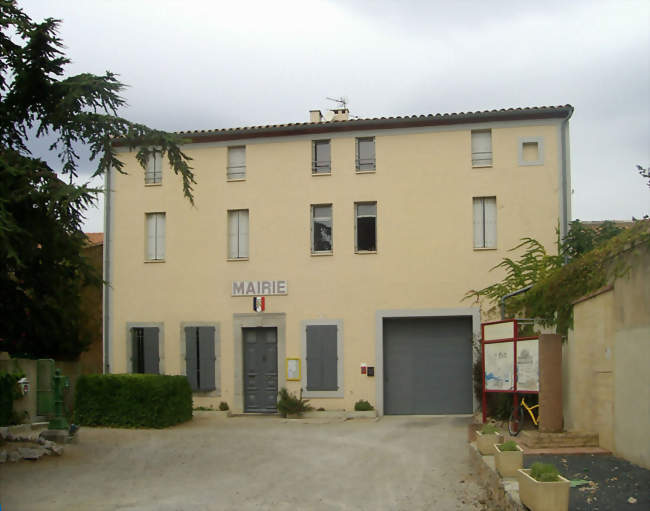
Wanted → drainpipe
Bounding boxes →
[103,166,112,374]
[499,285,533,320]
[559,107,574,252]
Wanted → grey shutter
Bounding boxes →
[198,327,216,391]
[185,327,198,391]
[306,325,337,391]
[143,327,159,374]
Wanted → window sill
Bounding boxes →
[144,259,165,263]
[311,251,333,257]
[144,182,162,187]
[472,164,493,169]
[355,250,377,254]
[312,172,332,177]
[302,389,344,398]
[518,161,544,167]
[355,170,376,174]
[473,247,497,251]
[227,257,249,262]
[227,177,246,182]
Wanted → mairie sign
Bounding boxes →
[232,280,288,296]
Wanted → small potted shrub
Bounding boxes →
[493,440,523,477]
[476,423,503,455]
[277,388,312,418]
[517,462,570,511]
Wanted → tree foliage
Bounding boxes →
[0,1,194,358]
[465,220,648,334]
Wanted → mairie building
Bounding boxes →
[104,104,573,415]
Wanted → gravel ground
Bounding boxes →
[524,453,650,510]
[0,414,495,511]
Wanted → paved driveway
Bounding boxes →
[0,415,488,510]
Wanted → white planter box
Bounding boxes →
[476,431,503,455]
[517,468,570,511]
[493,443,523,477]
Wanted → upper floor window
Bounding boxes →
[471,130,492,167]
[356,137,376,172]
[355,202,377,252]
[311,204,332,253]
[518,137,544,166]
[145,150,162,184]
[473,197,496,249]
[228,209,249,259]
[227,146,246,180]
[312,140,331,175]
[146,212,165,261]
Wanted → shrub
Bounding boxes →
[480,423,499,435]
[74,374,192,428]
[218,401,229,411]
[530,462,560,482]
[354,399,374,411]
[498,440,519,452]
[0,371,23,426]
[277,388,312,418]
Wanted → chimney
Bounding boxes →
[330,108,349,121]
[309,110,323,123]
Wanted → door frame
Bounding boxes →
[233,313,286,413]
[375,308,480,417]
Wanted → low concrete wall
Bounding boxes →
[564,245,649,469]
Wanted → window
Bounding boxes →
[227,146,246,180]
[473,197,497,249]
[185,326,217,392]
[146,213,165,260]
[304,323,341,395]
[356,137,376,171]
[311,204,332,253]
[131,327,160,374]
[355,202,377,252]
[228,209,249,259]
[312,140,331,174]
[518,137,544,166]
[471,130,492,167]
[145,150,162,184]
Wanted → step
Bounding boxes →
[520,430,599,448]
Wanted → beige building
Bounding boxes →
[104,105,573,415]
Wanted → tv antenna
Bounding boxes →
[326,96,348,109]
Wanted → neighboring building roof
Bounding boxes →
[114,105,574,146]
[85,232,104,246]
[577,220,635,229]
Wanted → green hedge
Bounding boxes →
[0,372,20,426]
[74,374,192,428]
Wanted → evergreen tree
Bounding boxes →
[0,1,194,358]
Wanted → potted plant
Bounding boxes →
[493,440,523,477]
[277,388,313,418]
[476,423,503,455]
[517,462,570,511]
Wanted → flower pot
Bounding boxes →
[493,443,523,477]
[476,431,503,455]
[517,469,570,511]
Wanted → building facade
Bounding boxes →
[104,105,573,415]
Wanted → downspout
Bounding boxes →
[103,165,112,374]
[500,285,533,320]
[560,107,574,249]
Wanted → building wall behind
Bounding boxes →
[110,121,563,411]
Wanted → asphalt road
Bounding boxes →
[0,414,491,511]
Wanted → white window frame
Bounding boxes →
[518,137,544,166]
[227,209,249,260]
[312,139,331,175]
[471,130,492,167]
[145,149,162,184]
[473,197,497,249]
[311,204,333,254]
[301,319,344,398]
[355,137,376,172]
[145,212,165,261]
[355,201,377,253]
[227,146,246,180]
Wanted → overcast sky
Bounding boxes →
[24,0,649,232]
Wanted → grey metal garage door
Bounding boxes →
[383,317,473,414]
